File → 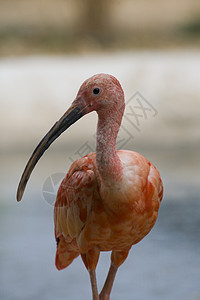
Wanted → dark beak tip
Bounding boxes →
[16,186,24,202]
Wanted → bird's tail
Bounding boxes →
[55,235,79,270]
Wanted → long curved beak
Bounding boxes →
[16,103,84,202]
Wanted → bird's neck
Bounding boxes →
[96,110,123,184]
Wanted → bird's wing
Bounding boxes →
[54,153,96,269]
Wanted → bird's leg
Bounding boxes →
[81,247,100,300]
[99,262,118,300]
[99,250,129,300]
[89,269,99,300]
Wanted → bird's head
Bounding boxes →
[16,73,124,201]
[73,73,124,115]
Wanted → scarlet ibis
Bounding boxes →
[17,74,163,300]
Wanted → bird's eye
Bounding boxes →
[93,88,100,95]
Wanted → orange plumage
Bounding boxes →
[17,74,163,300]
[54,150,163,273]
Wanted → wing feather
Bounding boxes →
[54,154,96,269]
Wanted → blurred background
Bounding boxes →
[0,0,200,299]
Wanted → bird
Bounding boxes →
[17,73,163,300]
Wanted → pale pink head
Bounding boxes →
[74,73,125,116]
[16,73,125,201]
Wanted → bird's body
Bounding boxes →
[17,73,163,300]
[55,150,162,271]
